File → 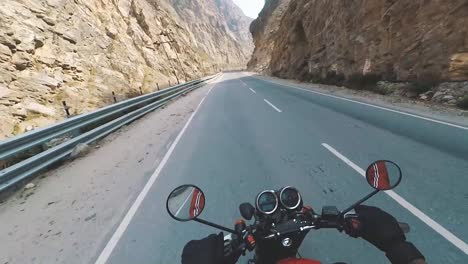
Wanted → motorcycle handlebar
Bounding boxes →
[260,216,410,239]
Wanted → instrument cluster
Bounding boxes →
[255,186,302,215]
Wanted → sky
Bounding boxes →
[233,0,265,18]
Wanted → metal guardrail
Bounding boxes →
[0,74,219,193]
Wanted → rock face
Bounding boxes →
[0,0,252,139]
[168,0,254,68]
[249,0,468,83]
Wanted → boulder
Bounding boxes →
[13,25,37,52]
[0,43,12,61]
[11,52,32,70]
[449,53,468,81]
[442,95,455,101]
[70,143,91,158]
[25,102,56,116]
[17,71,60,88]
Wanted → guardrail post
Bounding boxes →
[62,101,70,118]
[168,80,171,87]
[139,86,143,95]
[112,91,117,103]
[157,83,160,91]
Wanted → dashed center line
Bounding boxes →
[264,99,282,113]
[249,88,257,94]
[321,143,468,255]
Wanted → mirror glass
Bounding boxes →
[365,160,402,191]
[166,185,205,221]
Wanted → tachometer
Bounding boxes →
[256,190,278,215]
[279,186,302,210]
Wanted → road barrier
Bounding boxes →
[0,74,220,193]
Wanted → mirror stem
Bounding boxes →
[339,189,380,216]
[194,218,236,234]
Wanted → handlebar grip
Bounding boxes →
[399,222,410,233]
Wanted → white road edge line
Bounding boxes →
[321,143,468,255]
[259,78,468,131]
[94,81,218,264]
[264,99,282,113]
[165,140,173,150]
[249,88,257,94]
[175,189,194,217]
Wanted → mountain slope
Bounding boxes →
[168,0,253,67]
[0,0,253,139]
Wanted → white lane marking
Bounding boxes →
[175,189,194,217]
[206,81,216,96]
[264,99,282,113]
[249,88,257,94]
[258,78,468,131]
[165,140,173,150]
[240,80,248,87]
[321,143,468,255]
[94,83,217,264]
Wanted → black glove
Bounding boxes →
[345,205,424,264]
[182,232,241,264]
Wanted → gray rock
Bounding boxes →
[443,95,454,100]
[70,143,91,158]
[24,183,36,189]
[433,91,445,98]
[447,99,457,104]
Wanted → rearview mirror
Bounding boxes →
[167,185,205,221]
[365,160,402,191]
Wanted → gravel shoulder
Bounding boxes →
[0,78,220,264]
[250,73,468,127]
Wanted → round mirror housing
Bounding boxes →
[166,185,205,221]
[365,160,402,191]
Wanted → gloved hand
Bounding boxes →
[345,205,425,264]
[182,232,241,264]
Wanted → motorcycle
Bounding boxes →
[166,160,410,264]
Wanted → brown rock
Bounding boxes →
[449,53,468,81]
[250,0,468,83]
[0,43,12,61]
[25,102,56,117]
[0,83,10,98]
[11,52,32,70]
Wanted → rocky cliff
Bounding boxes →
[168,0,253,67]
[0,0,252,139]
[249,0,468,106]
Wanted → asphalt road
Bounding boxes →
[96,72,468,264]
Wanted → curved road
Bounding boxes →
[95,73,468,263]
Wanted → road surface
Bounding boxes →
[95,72,468,263]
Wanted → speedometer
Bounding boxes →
[279,186,302,210]
[256,190,278,215]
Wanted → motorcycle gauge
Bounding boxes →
[279,186,302,210]
[256,190,278,215]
